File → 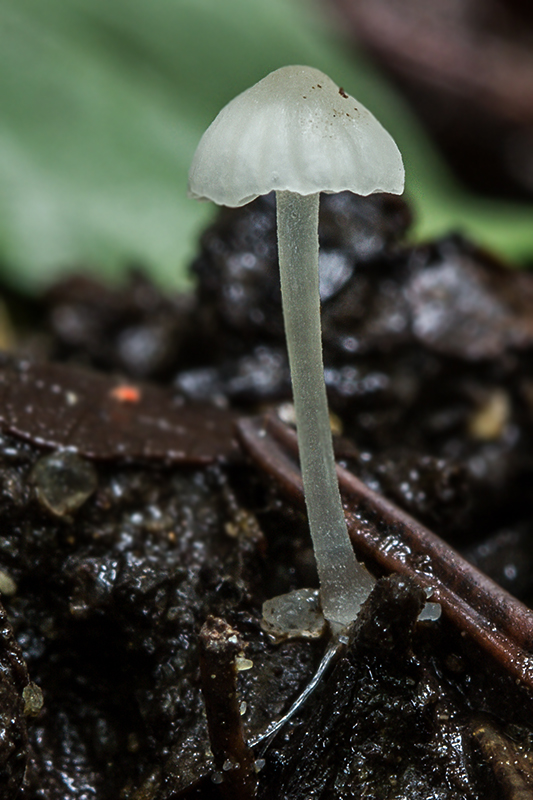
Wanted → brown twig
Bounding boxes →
[236,412,533,691]
[470,717,533,799]
[199,616,257,800]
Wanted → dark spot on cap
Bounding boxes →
[317,84,322,88]
[339,87,349,99]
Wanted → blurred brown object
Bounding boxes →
[0,299,15,352]
[329,0,533,198]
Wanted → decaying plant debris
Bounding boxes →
[2,192,533,798]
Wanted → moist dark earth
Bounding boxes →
[2,191,533,799]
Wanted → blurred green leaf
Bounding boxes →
[0,0,532,293]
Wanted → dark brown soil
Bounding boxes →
[2,191,533,798]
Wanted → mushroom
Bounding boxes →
[188,65,404,629]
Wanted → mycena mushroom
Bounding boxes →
[188,65,404,629]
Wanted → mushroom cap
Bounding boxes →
[188,65,404,208]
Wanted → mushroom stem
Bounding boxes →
[276,189,371,627]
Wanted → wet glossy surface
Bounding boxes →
[0,357,240,465]
[2,192,533,797]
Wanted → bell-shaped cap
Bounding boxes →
[188,65,404,208]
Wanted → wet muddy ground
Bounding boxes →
[1,192,533,798]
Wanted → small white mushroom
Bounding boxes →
[189,66,404,628]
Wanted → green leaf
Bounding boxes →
[0,0,531,293]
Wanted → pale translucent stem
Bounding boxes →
[276,190,374,626]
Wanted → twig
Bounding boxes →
[236,412,533,691]
[199,616,257,800]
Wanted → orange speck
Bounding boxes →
[110,385,141,404]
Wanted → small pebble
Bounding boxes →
[22,682,44,717]
[0,569,17,596]
[32,450,98,516]
[235,656,253,672]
